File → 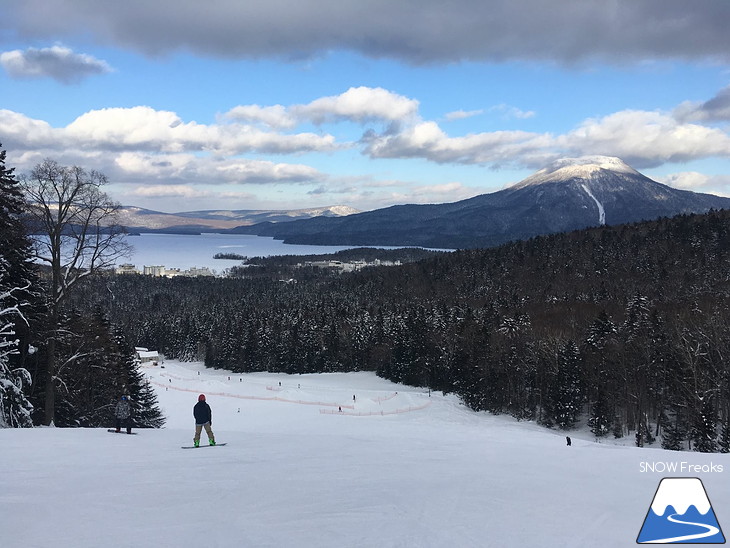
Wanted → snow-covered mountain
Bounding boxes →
[117,205,359,234]
[235,156,730,248]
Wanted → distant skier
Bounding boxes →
[193,394,216,448]
[566,436,571,447]
[114,395,132,434]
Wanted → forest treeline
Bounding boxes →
[67,209,730,451]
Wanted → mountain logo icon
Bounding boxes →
[637,477,725,544]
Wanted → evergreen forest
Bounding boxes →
[68,209,730,452]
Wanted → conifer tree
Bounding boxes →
[0,261,34,427]
[0,144,35,427]
[588,392,611,438]
[691,397,719,453]
[717,418,729,453]
[113,327,165,428]
[552,340,583,429]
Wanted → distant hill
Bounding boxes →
[231,156,730,248]
[117,205,359,234]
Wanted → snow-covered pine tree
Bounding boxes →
[112,327,164,428]
[552,340,583,429]
[0,145,35,428]
[691,397,719,453]
[718,418,729,453]
[0,260,34,427]
[588,392,611,438]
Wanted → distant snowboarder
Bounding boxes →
[566,436,571,446]
[114,395,132,434]
[193,394,216,448]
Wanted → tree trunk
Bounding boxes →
[43,299,59,426]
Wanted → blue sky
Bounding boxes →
[1,1,730,212]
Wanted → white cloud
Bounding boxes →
[5,106,338,156]
[224,104,296,129]
[658,172,730,197]
[6,84,730,209]
[0,45,112,83]
[363,120,554,166]
[226,87,419,129]
[562,110,730,167]
[292,86,419,125]
[444,109,484,121]
[489,104,536,120]
[131,185,211,199]
[109,151,322,185]
[213,158,321,184]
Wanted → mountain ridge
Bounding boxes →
[116,205,359,233]
[230,156,730,249]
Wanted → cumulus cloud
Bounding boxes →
[562,110,730,167]
[658,172,730,196]
[363,120,555,166]
[4,106,338,156]
[6,1,729,65]
[444,109,484,122]
[674,86,730,123]
[2,106,329,190]
[131,184,211,199]
[5,84,730,204]
[489,104,536,120]
[292,87,419,124]
[361,97,730,171]
[226,87,419,128]
[110,152,322,186]
[0,45,112,83]
[224,105,296,129]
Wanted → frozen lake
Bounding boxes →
[120,233,357,272]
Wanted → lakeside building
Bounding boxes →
[114,264,216,278]
[135,347,160,365]
[301,259,401,272]
[143,265,166,276]
[115,263,140,275]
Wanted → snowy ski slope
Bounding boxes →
[3,360,728,547]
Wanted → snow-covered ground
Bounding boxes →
[4,360,729,547]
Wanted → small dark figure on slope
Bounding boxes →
[115,395,132,434]
[193,394,216,448]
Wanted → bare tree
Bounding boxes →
[21,159,131,425]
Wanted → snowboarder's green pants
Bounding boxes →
[194,422,215,444]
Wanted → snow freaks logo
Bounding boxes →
[637,478,725,544]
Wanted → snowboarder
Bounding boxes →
[193,394,216,448]
[115,395,132,434]
[566,436,572,446]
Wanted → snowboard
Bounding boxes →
[107,429,137,435]
[181,443,227,449]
